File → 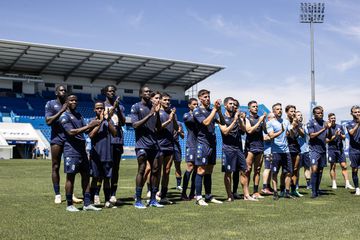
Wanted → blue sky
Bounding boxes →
[0,0,359,120]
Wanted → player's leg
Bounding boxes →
[195,165,207,205]
[142,161,151,198]
[182,161,194,200]
[271,154,281,200]
[80,165,101,211]
[283,153,294,199]
[148,151,163,207]
[134,149,148,208]
[338,152,354,189]
[110,145,122,203]
[330,162,337,189]
[174,161,182,190]
[245,151,255,187]
[51,144,63,203]
[261,154,273,195]
[291,154,302,197]
[252,153,264,199]
[65,173,78,211]
[159,154,174,204]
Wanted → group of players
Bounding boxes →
[45,84,360,211]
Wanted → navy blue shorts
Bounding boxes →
[135,148,161,163]
[50,136,65,146]
[310,151,327,168]
[64,156,90,174]
[173,143,182,162]
[185,147,197,163]
[90,159,113,178]
[299,152,311,168]
[328,150,346,164]
[221,149,246,173]
[271,152,293,174]
[195,143,216,166]
[349,153,360,168]
[264,154,272,170]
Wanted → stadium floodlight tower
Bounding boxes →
[300,2,325,115]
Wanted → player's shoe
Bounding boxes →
[226,197,234,202]
[176,185,183,191]
[159,198,173,205]
[273,192,279,201]
[290,190,303,197]
[244,195,258,201]
[148,200,164,208]
[134,201,147,209]
[146,191,151,198]
[94,195,101,205]
[109,196,117,204]
[83,204,102,211]
[284,192,295,199]
[345,184,355,190]
[233,192,242,199]
[332,182,337,189]
[261,188,273,195]
[105,201,117,209]
[181,193,189,201]
[206,197,223,204]
[279,191,285,198]
[66,205,80,212]
[196,198,208,206]
[155,192,161,202]
[252,193,264,199]
[54,194,61,204]
[355,188,360,196]
[72,195,83,204]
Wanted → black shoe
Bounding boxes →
[284,192,295,199]
[273,192,279,201]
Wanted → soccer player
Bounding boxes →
[173,121,185,191]
[307,106,331,198]
[346,105,360,195]
[103,85,126,204]
[88,101,117,208]
[45,85,82,204]
[295,111,311,189]
[60,94,102,212]
[245,100,267,199]
[219,97,248,201]
[266,103,293,200]
[130,86,163,208]
[261,113,275,195]
[326,113,354,190]
[181,98,198,200]
[285,105,303,197]
[157,92,179,204]
[193,89,224,206]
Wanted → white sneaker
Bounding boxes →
[196,198,208,206]
[109,196,117,204]
[83,204,102,211]
[155,192,161,202]
[54,194,61,204]
[72,195,83,203]
[207,197,223,204]
[105,201,117,209]
[244,195,259,201]
[355,188,360,196]
[252,193,265,199]
[176,186,183,191]
[94,195,100,205]
[66,205,79,212]
[146,191,151,198]
[332,182,337,189]
[345,184,355,190]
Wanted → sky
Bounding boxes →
[0,0,359,121]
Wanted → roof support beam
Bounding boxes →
[7,46,30,72]
[91,56,123,83]
[163,66,198,89]
[140,62,175,87]
[116,59,150,85]
[39,50,63,75]
[64,53,94,81]
[185,68,222,90]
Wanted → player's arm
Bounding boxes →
[107,119,117,137]
[177,122,185,139]
[267,123,284,139]
[217,108,226,126]
[113,97,126,126]
[238,112,246,132]
[45,102,68,125]
[347,122,360,136]
[63,118,100,136]
[219,112,239,136]
[132,103,158,129]
[161,108,176,129]
[309,121,330,139]
[245,113,266,134]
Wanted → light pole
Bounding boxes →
[300,2,325,115]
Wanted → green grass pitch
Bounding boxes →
[0,159,359,240]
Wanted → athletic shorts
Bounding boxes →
[221,149,246,173]
[50,135,65,146]
[328,150,346,164]
[111,144,124,164]
[90,159,113,178]
[310,151,327,168]
[173,143,182,162]
[299,152,310,168]
[264,154,272,170]
[185,147,197,163]
[349,153,360,168]
[195,143,216,166]
[245,150,263,158]
[271,152,293,174]
[64,156,89,174]
[135,148,162,163]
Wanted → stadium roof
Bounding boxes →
[0,39,224,89]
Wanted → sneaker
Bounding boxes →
[181,193,189,201]
[146,191,151,198]
[306,185,312,190]
[290,190,303,197]
[155,192,161,202]
[189,194,196,200]
[244,195,258,201]
[311,192,318,199]
[72,195,83,204]
[66,205,80,212]
[355,188,360,196]
[206,197,223,204]
[345,184,355,190]
[273,192,279,201]
[54,194,61,204]
[134,201,147,209]
[233,192,242,199]
[148,200,164,208]
[104,201,117,209]
[159,198,173,205]
[94,195,101,205]
[196,198,208,206]
[83,204,102,211]
[279,191,285,198]
[226,197,234,202]
[109,196,117,204]
[261,188,273,195]
[252,193,264,199]
[284,192,295,199]
[332,182,337,189]
[176,186,183,191]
